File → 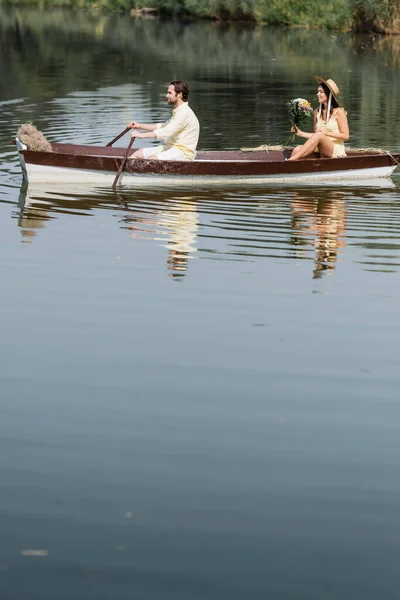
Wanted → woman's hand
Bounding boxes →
[292,126,304,137]
[128,121,141,129]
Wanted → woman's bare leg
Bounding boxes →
[289,145,304,160]
[288,132,334,161]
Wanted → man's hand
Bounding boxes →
[128,121,141,129]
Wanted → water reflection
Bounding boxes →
[161,202,198,279]
[12,181,400,280]
[290,189,347,279]
[16,184,51,243]
[2,6,400,155]
[4,10,400,600]
[121,196,199,279]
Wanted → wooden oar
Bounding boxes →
[106,126,130,147]
[112,136,135,189]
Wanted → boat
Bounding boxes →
[14,137,400,187]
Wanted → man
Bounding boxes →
[128,80,199,161]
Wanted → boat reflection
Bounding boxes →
[16,184,200,279]
[16,184,50,243]
[12,179,399,280]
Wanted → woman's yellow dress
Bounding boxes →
[316,109,346,158]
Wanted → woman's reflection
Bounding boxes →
[290,189,347,279]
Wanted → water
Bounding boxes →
[1,8,400,599]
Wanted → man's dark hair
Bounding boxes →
[170,80,189,102]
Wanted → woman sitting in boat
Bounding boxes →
[288,77,349,161]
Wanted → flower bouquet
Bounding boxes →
[286,98,313,144]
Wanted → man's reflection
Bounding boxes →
[16,185,200,279]
[290,189,347,279]
[126,197,199,279]
[158,200,198,278]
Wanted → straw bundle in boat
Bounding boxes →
[241,144,293,152]
[241,144,388,154]
[17,123,52,152]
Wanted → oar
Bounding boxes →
[106,126,130,147]
[112,136,135,189]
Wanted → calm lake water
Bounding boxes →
[1,7,400,600]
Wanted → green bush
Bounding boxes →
[350,0,400,33]
[255,0,349,29]
[136,0,350,27]
[1,0,400,32]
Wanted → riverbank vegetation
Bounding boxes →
[0,0,399,33]
[2,6,400,149]
[351,0,400,34]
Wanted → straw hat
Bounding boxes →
[315,76,340,102]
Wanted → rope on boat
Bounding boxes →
[390,153,400,165]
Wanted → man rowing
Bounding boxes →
[128,80,200,161]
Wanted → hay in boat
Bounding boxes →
[241,144,388,154]
[17,123,52,152]
[241,144,293,152]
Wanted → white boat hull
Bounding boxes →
[25,162,397,186]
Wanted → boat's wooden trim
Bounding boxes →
[19,144,398,178]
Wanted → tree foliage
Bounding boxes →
[1,0,400,32]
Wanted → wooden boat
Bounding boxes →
[15,137,400,187]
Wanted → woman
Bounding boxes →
[288,77,349,161]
